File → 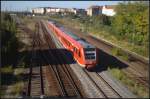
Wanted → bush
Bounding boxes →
[11,82,24,95]
[1,66,14,74]
[1,13,19,67]
[111,48,129,61]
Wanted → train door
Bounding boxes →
[73,47,83,64]
[77,49,82,64]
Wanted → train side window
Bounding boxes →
[69,42,70,47]
[78,51,81,57]
[73,47,75,52]
[76,48,77,54]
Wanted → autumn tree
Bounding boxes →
[112,1,149,45]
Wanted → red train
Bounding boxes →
[47,20,98,69]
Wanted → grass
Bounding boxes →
[111,48,129,61]
[14,68,24,76]
[88,25,149,58]
[108,67,149,98]
[1,66,25,97]
[1,15,28,97]
[10,82,24,96]
[1,66,14,74]
[0,88,6,96]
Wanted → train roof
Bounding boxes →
[59,27,79,40]
[48,20,95,49]
[76,39,95,48]
[58,26,95,48]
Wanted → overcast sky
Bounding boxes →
[1,1,122,11]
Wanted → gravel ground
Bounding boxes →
[42,20,137,98]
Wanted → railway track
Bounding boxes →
[38,21,83,97]
[36,22,63,96]
[89,35,149,88]
[58,24,149,88]
[41,20,137,98]
[16,18,138,98]
[83,69,122,98]
[88,35,149,76]
[26,23,45,97]
[122,69,149,87]
[95,73,122,97]
[88,35,149,65]
[62,23,149,67]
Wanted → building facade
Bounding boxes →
[32,7,45,14]
[32,5,116,16]
[32,7,86,15]
[87,6,100,16]
[102,5,116,16]
[87,5,116,16]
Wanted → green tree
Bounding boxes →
[112,1,149,45]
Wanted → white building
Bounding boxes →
[32,7,86,15]
[102,5,116,16]
[32,7,44,14]
[45,7,57,14]
[87,6,100,16]
[87,5,116,16]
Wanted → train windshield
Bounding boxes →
[84,48,96,60]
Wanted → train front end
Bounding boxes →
[84,48,98,70]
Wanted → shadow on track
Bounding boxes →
[90,49,128,72]
[18,48,76,68]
